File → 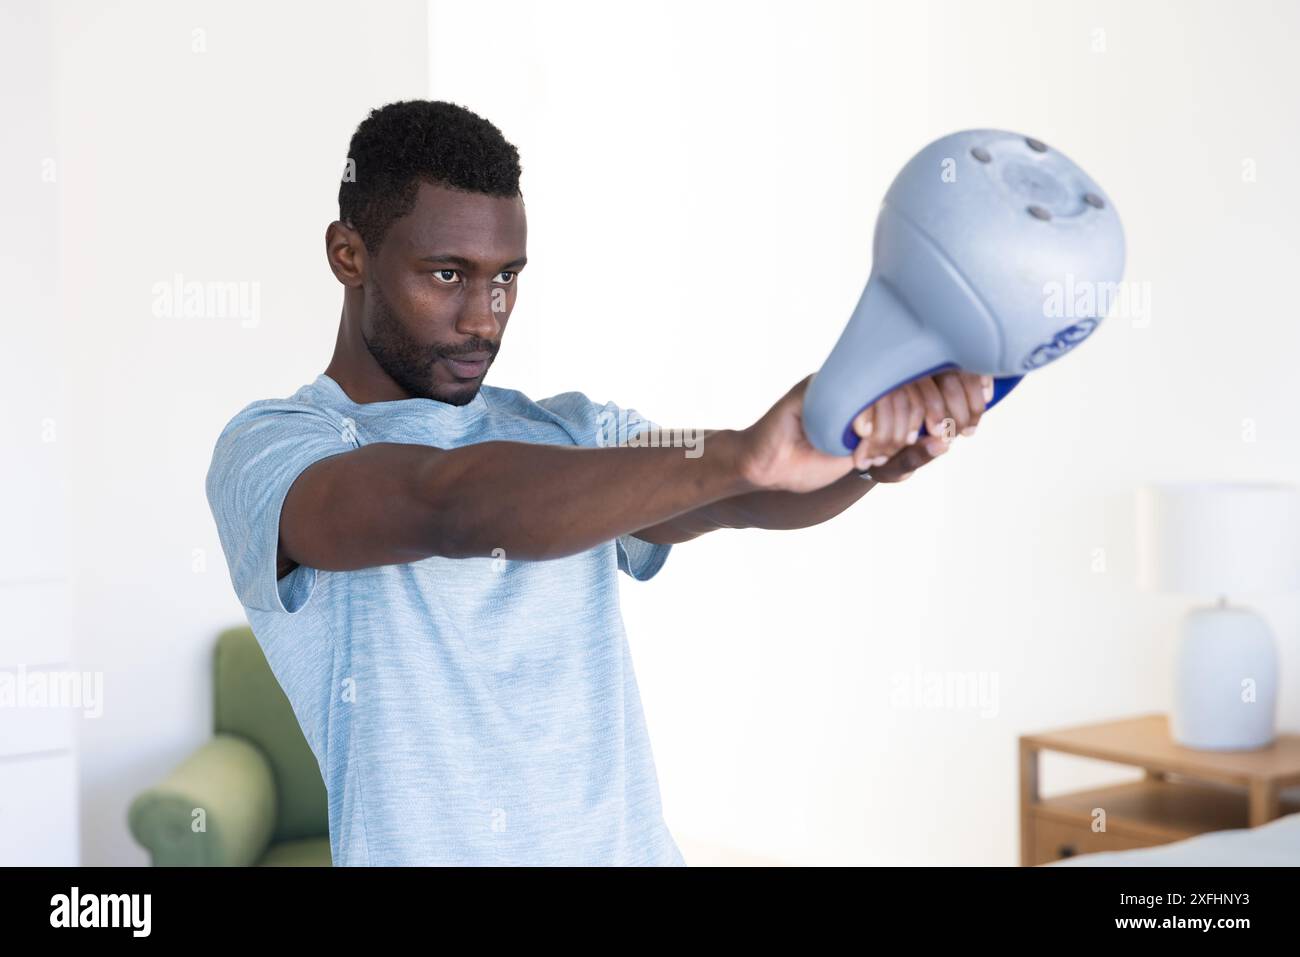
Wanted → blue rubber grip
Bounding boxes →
[840,373,1024,451]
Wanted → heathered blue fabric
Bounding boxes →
[205,373,683,866]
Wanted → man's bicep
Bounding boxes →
[277,442,455,575]
[206,406,359,614]
[627,513,727,546]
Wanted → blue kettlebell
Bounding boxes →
[802,129,1126,454]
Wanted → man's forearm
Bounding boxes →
[418,429,756,560]
[635,468,875,541]
[708,468,877,530]
[630,429,876,542]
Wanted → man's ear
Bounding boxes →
[325,221,366,288]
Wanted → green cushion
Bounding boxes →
[128,734,277,866]
[213,626,329,842]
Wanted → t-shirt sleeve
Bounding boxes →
[588,396,674,582]
[205,400,358,615]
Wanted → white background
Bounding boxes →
[4,0,1299,865]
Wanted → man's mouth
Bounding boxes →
[441,352,491,379]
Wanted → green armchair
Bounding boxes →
[129,626,332,866]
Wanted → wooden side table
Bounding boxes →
[1019,713,1300,866]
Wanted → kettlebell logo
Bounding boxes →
[1022,318,1099,370]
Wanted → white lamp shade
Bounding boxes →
[1136,482,1300,597]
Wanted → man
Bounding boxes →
[205,100,989,866]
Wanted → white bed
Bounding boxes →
[1050,810,1300,866]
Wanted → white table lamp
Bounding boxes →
[1136,482,1300,751]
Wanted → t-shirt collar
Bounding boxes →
[315,372,489,425]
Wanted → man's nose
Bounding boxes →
[456,283,506,339]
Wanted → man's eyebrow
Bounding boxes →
[418,253,528,269]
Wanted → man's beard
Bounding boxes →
[362,282,496,405]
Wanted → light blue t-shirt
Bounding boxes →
[205,372,684,866]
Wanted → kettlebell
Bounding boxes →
[802,129,1125,454]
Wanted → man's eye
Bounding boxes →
[432,270,460,284]
[494,271,516,284]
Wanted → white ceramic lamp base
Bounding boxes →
[1172,603,1278,751]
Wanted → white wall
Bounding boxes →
[0,0,78,866]
[431,0,1300,864]
[42,0,430,866]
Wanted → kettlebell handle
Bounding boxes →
[838,369,1024,451]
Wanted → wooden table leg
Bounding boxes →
[1248,780,1279,827]
[1019,739,1039,866]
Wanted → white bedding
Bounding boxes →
[1051,811,1300,866]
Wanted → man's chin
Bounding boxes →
[438,386,479,407]
[429,372,485,406]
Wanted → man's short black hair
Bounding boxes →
[338,100,522,253]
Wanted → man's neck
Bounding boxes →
[324,307,411,404]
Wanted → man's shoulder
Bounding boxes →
[215,376,349,434]
[208,376,356,477]
[480,383,614,447]
[482,383,602,421]
[205,376,358,515]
